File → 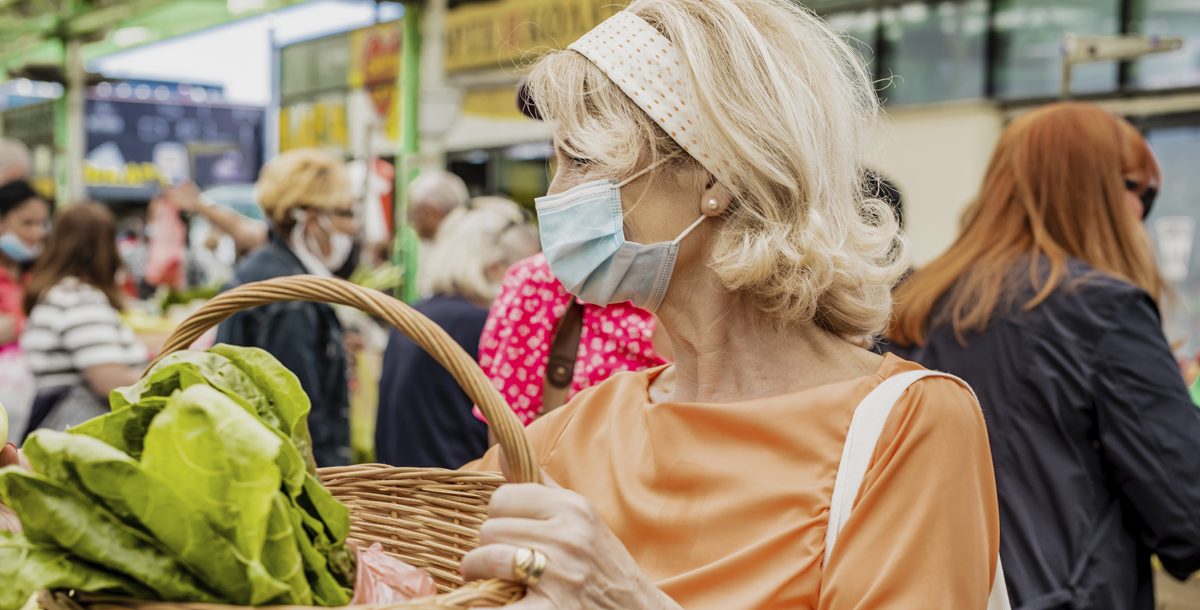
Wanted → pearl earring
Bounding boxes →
[706,199,719,212]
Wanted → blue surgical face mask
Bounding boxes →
[0,233,38,264]
[535,164,706,311]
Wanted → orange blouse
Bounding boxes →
[472,354,1001,609]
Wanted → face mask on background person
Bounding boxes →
[290,210,355,274]
[535,161,706,312]
[0,232,39,265]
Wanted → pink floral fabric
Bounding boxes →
[478,253,667,426]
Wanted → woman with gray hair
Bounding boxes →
[376,196,538,469]
[460,1,1007,608]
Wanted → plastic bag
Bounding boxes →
[351,543,438,604]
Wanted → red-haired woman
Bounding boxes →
[886,102,1200,609]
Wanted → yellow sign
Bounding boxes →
[279,99,349,152]
[445,0,624,73]
[460,86,533,121]
[349,22,402,89]
[84,162,168,188]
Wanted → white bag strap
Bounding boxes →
[823,369,1012,610]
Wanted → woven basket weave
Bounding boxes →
[39,275,537,610]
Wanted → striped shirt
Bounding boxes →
[20,278,147,391]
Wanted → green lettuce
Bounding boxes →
[140,386,311,597]
[208,344,315,469]
[0,468,215,601]
[0,531,153,610]
[69,399,166,458]
[264,495,315,604]
[22,430,289,605]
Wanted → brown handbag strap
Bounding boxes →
[539,301,585,417]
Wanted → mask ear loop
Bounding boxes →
[672,215,707,244]
[617,157,670,188]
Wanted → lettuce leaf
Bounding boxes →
[111,352,272,425]
[0,468,216,601]
[68,399,166,458]
[264,495,314,605]
[22,430,289,605]
[289,504,352,606]
[140,387,282,580]
[0,531,152,610]
[208,344,315,470]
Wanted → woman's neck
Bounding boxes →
[652,272,881,404]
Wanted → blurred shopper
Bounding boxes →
[0,139,31,185]
[406,170,469,297]
[479,253,671,424]
[216,149,357,467]
[0,180,50,440]
[885,102,1200,609]
[21,202,147,434]
[376,197,538,468]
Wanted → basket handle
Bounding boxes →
[152,275,541,485]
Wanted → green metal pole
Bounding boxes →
[394,0,422,303]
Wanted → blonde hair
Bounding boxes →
[526,0,905,343]
[424,197,539,304]
[255,149,351,228]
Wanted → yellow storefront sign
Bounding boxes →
[349,22,402,89]
[84,162,168,188]
[445,0,625,73]
[348,23,403,141]
[460,85,532,121]
[279,99,349,153]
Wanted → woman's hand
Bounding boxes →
[1,443,26,533]
[460,477,680,610]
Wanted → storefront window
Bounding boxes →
[823,9,880,76]
[879,0,987,105]
[1129,0,1200,89]
[994,0,1120,99]
[1145,121,1200,356]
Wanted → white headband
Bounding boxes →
[568,11,732,187]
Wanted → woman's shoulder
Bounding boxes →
[231,241,302,285]
[38,278,113,309]
[1052,259,1158,328]
[876,357,987,436]
[1062,258,1148,298]
[505,252,559,287]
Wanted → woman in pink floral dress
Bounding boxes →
[478,252,670,424]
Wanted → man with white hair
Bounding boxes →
[408,169,469,241]
[405,169,469,298]
[0,139,32,185]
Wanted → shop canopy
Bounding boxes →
[0,0,309,78]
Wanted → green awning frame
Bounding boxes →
[0,0,309,77]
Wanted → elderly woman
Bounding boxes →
[460,1,1003,608]
[216,148,358,467]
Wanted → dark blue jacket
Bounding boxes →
[375,294,489,469]
[215,238,351,467]
[885,259,1200,610]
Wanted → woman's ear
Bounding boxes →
[700,181,734,217]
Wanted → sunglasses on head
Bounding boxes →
[1124,179,1158,218]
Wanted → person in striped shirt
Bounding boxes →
[19,202,146,436]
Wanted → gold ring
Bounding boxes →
[512,547,547,587]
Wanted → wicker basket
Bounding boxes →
[39,275,539,610]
